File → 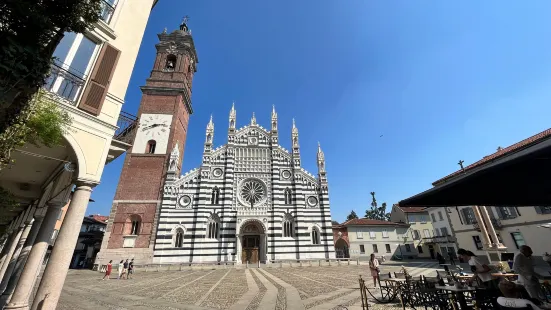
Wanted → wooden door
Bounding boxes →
[242,248,259,264]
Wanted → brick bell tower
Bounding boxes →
[97,18,198,264]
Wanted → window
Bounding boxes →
[282,214,294,237]
[146,140,156,154]
[496,207,517,220]
[165,54,177,71]
[311,227,320,245]
[438,211,444,221]
[284,188,292,205]
[423,229,430,238]
[99,0,118,23]
[359,245,365,254]
[356,231,363,239]
[174,228,184,248]
[123,215,142,236]
[434,229,439,237]
[130,220,140,235]
[405,244,411,252]
[462,208,477,224]
[440,227,449,236]
[412,230,421,240]
[207,221,219,239]
[420,215,428,223]
[372,244,378,253]
[535,206,551,214]
[431,213,436,222]
[511,232,526,249]
[417,245,423,254]
[385,244,391,253]
[45,33,98,103]
[210,187,220,204]
[407,215,417,223]
[472,236,483,250]
[382,229,389,238]
[369,231,376,239]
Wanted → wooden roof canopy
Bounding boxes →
[399,128,551,207]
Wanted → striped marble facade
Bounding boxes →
[152,106,336,264]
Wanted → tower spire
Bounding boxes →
[317,142,328,185]
[204,115,214,148]
[291,118,300,168]
[251,112,257,125]
[228,102,236,142]
[270,105,278,145]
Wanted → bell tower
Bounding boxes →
[97,18,199,264]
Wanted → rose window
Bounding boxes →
[240,179,266,207]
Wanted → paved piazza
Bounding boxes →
[58,261,444,310]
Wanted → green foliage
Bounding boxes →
[0,187,18,209]
[0,0,102,133]
[365,202,391,221]
[0,89,72,169]
[346,210,359,221]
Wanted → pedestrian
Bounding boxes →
[122,259,129,279]
[457,248,494,288]
[436,252,446,265]
[117,260,124,279]
[514,245,544,300]
[128,259,134,279]
[102,260,113,280]
[369,253,380,287]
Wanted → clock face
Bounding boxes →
[140,114,170,138]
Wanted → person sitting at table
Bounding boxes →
[497,280,544,309]
[457,248,494,288]
[514,245,545,301]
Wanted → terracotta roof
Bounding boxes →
[394,205,427,213]
[341,218,409,227]
[432,128,551,186]
[88,215,109,223]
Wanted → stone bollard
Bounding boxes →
[246,261,249,269]
[357,258,360,265]
[319,260,321,266]
[309,260,312,267]
[300,261,303,267]
[348,259,350,265]
[338,260,341,266]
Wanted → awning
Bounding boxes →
[399,136,551,207]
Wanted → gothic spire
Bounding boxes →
[229,102,236,130]
[271,105,278,131]
[291,118,300,168]
[205,115,214,145]
[251,112,257,125]
[317,142,325,172]
[207,114,214,130]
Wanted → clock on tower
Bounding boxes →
[96,18,198,264]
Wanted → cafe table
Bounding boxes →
[435,285,478,309]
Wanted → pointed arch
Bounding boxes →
[206,213,220,239]
[172,226,185,248]
[210,186,220,204]
[284,187,292,205]
[282,212,295,238]
[311,226,321,245]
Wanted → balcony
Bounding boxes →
[473,218,502,231]
[423,235,457,244]
[44,62,87,105]
[107,111,137,164]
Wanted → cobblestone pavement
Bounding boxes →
[59,261,446,310]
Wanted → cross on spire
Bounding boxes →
[458,160,465,171]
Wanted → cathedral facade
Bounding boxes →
[153,106,336,264]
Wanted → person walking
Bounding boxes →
[102,260,113,280]
[128,259,134,279]
[457,249,493,288]
[369,253,380,287]
[514,245,544,300]
[122,259,129,279]
[117,260,124,279]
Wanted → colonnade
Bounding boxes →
[471,205,505,250]
[0,180,94,310]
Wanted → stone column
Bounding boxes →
[236,234,242,264]
[0,215,44,306]
[31,183,93,310]
[0,233,16,274]
[480,206,501,248]
[0,226,24,283]
[0,220,34,293]
[5,203,64,310]
[471,206,491,248]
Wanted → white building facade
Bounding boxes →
[425,207,458,257]
[153,107,336,264]
[343,219,410,260]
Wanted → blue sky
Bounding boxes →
[87,1,551,222]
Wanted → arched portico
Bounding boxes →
[236,219,266,264]
[335,238,350,258]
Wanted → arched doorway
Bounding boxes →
[238,220,266,264]
[335,238,350,258]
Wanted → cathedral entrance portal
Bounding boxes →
[237,220,266,264]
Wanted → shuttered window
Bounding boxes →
[495,206,517,219]
[79,43,120,115]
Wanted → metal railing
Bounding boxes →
[44,63,86,105]
[114,111,138,144]
[422,235,457,244]
[99,0,117,24]
[473,218,502,230]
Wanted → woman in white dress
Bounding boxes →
[117,260,124,279]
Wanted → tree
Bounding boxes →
[365,192,391,221]
[346,210,359,221]
[331,220,340,226]
[0,0,102,133]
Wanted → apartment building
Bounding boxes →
[334,219,410,260]
[390,205,435,258]
[448,205,551,263]
[424,207,458,257]
[0,1,158,309]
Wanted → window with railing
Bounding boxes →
[535,206,551,214]
[45,32,98,104]
[99,0,118,24]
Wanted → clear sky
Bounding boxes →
[87,0,551,222]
